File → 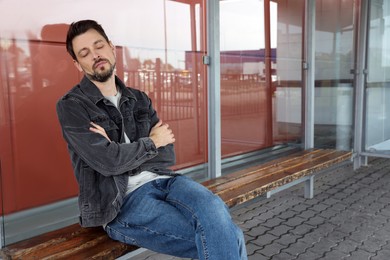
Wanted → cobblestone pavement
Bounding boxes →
[129,157,390,260]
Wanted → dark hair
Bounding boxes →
[66,20,110,60]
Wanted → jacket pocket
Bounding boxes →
[134,108,151,137]
[91,115,120,142]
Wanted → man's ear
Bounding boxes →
[109,42,116,57]
[73,60,83,72]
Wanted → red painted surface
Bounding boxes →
[0,0,300,215]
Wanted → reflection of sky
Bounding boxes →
[0,0,278,69]
[220,0,277,50]
[0,0,186,47]
[0,0,196,69]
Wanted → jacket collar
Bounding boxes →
[79,75,137,104]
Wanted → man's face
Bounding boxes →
[72,29,116,82]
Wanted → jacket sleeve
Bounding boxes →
[56,97,159,177]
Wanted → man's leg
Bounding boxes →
[106,176,247,260]
[105,179,199,259]
[164,175,247,260]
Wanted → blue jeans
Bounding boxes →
[105,175,248,260]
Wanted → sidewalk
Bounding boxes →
[130,157,390,259]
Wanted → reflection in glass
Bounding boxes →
[220,0,304,158]
[0,0,207,245]
[365,1,390,154]
[314,0,355,150]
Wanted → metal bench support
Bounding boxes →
[266,175,314,199]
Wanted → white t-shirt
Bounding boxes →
[104,89,171,195]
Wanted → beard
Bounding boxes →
[86,59,116,82]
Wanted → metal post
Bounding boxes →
[303,0,316,149]
[207,0,221,179]
[353,0,369,170]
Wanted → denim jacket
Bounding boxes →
[56,76,176,227]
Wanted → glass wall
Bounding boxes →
[219,0,304,159]
[314,0,355,150]
[365,0,390,154]
[273,0,305,145]
[0,0,207,245]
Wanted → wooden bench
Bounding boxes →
[0,148,352,259]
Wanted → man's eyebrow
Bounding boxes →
[93,39,104,45]
[76,40,105,56]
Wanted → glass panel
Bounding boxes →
[314,0,355,150]
[220,0,268,157]
[273,0,304,145]
[220,0,304,159]
[365,0,390,154]
[0,0,207,245]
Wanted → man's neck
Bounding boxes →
[92,76,117,96]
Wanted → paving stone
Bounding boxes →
[308,238,337,255]
[349,229,372,243]
[263,217,284,228]
[371,249,390,260]
[251,233,278,247]
[329,203,348,212]
[310,203,329,213]
[378,207,390,218]
[343,249,375,260]
[296,209,317,220]
[317,208,339,219]
[372,229,390,242]
[332,239,359,254]
[301,198,321,206]
[278,210,297,220]
[294,250,323,260]
[248,252,268,260]
[289,224,314,236]
[360,236,383,253]
[326,230,346,243]
[246,225,270,238]
[258,210,278,221]
[306,215,326,227]
[258,242,287,257]
[291,204,310,213]
[299,232,323,245]
[283,216,306,227]
[274,233,301,246]
[268,224,292,237]
[332,192,350,200]
[333,222,357,236]
[271,252,297,260]
[281,240,312,257]
[312,223,337,236]
[241,218,264,230]
[321,249,348,260]
[246,242,261,255]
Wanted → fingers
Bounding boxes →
[89,122,111,142]
[152,120,163,129]
[89,122,104,134]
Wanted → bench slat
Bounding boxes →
[218,150,352,207]
[208,149,339,194]
[203,148,322,189]
[1,224,136,259]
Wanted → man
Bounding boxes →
[57,19,247,260]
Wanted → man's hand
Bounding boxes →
[149,120,175,148]
[90,122,111,142]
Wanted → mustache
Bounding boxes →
[93,58,110,69]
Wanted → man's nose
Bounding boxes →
[91,50,101,60]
